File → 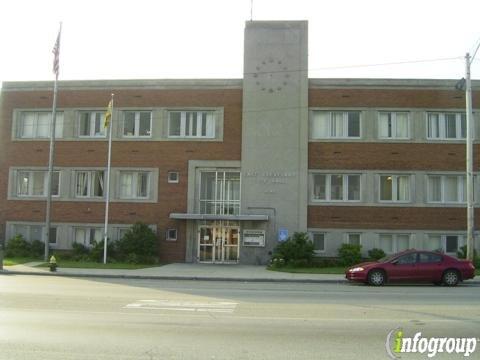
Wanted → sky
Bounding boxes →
[1,0,480,85]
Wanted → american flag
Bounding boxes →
[52,24,61,76]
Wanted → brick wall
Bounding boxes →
[307,87,479,232]
[0,87,243,262]
[309,88,480,108]
[309,142,479,171]
[308,206,477,231]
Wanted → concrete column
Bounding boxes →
[241,21,309,263]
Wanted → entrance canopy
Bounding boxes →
[169,213,269,221]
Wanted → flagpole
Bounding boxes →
[45,23,62,261]
[103,94,114,264]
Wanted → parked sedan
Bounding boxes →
[346,249,475,286]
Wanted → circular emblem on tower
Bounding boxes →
[252,57,290,93]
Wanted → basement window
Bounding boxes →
[166,229,177,241]
[168,171,179,183]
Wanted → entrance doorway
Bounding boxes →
[198,223,240,263]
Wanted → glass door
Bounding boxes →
[198,227,213,262]
[223,227,239,262]
[198,224,240,263]
[213,227,225,263]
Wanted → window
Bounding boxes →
[311,111,360,139]
[312,174,361,201]
[347,233,361,246]
[446,235,459,253]
[12,224,57,244]
[13,224,28,239]
[418,253,442,264]
[119,171,149,199]
[200,171,240,215]
[118,228,130,240]
[312,233,325,252]
[168,171,179,183]
[168,111,215,138]
[123,111,151,137]
[396,253,417,265]
[31,225,43,242]
[166,229,177,241]
[75,171,105,198]
[425,235,462,254]
[425,235,442,252]
[18,112,64,139]
[79,112,106,137]
[49,227,58,245]
[378,112,409,139]
[427,112,466,140]
[16,171,60,197]
[74,227,103,247]
[379,175,410,202]
[378,234,410,254]
[427,175,466,203]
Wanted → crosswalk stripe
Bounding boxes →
[125,299,238,313]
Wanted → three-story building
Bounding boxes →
[0,20,479,264]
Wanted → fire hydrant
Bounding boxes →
[49,255,57,272]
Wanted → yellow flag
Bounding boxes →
[105,100,113,128]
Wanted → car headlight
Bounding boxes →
[349,267,364,272]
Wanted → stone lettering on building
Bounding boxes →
[243,170,297,194]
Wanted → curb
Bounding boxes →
[1,270,479,285]
[0,270,347,284]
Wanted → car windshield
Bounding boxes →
[378,254,398,263]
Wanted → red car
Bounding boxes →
[346,249,476,286]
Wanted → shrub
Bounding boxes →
[53,251,73,261]
[368,248,386,261]
[30,240,45,257]
[269,256,286,268]
[311,257,342,268]
[5,235,31,257]
[272,232,314,266]
[338,243,362,267]
[125,253,139,264]
[89,239,116,262]
[115,223,158,264]
[457,245,477,259]
[71,242,90,260]
[290,259,310,268]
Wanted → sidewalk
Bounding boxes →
[1,262,346,283]
[2,262,478,284]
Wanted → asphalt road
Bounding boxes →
[0,275,479,360]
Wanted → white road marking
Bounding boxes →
[125,299,238,313]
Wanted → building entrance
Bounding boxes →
[198,222,239,263]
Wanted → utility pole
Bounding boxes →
[465,52,475,261]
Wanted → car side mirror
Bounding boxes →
[391,259,398,265]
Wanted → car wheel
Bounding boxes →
[442,270,459,287]
[368,270,385,286]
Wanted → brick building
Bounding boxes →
[1,21,479,264]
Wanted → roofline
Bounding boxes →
[1,79,244,91]
[308,78,480,90]
[2,77,480,92]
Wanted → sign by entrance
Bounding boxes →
[278,228,289,242]
[243,230,265,247]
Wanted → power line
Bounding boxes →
[309,56,463,72]
[243,56,463,76]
